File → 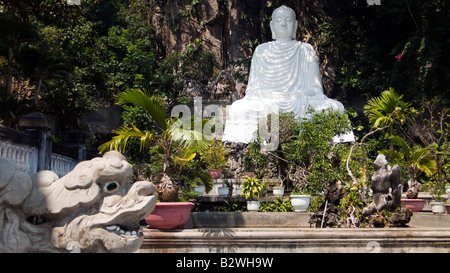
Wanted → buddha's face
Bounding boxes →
[270,7,298,41]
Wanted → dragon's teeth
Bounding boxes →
[106,225,117,231]
[131,231,137,235]
[125,231,131,236]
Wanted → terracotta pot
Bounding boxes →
[401,199,425,212]
[242,172,254,177]
[445,204,450,214]
[145,202,194,229]
[208,169,222,179]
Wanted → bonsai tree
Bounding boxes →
[99,88,210,202]
[200,138,229,170]
[382,135,438,198]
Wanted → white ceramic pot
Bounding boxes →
[430,202,446,214]
[446,186,450,203]
[192,186,205,195]
[218,187,230,197]
[247,201,260,211]
[273,187,285,197]
[290,195,311,212]
[235,188,242,196]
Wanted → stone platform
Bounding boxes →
[139,212,450,253]
[140,227,450,253]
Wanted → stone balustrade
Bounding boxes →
[0,140,38,174]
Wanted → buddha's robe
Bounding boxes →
[222,40,345,143]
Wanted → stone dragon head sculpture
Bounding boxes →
[0,151,157,253]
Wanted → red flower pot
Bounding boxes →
[401,199,425,212]
[145,202,194,229]
[208,169,222,179]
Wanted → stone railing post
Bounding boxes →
[19,112,55,172]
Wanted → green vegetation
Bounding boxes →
[1,1,448,215]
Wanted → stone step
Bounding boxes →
[140,226,450,253]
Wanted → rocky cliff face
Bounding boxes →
[152,0,270,69]
[150,0,342,102]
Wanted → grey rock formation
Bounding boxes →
[363,154,403,216]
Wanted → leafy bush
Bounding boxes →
[259,197,294,212]
[282,108,354,195]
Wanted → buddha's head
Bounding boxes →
[270,5,298,41]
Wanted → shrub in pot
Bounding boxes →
[241,176,266,211]
[426,176,447,214]
[290,190,311,212]
[201,139,229,179]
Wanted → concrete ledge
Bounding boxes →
[409,212,450,228]
[186,211,449,228]
[188,212,312,228]
[140,227,450,253]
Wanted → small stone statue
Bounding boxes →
[363,154,403,216]
[222,5,349,143]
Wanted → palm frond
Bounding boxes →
[414,158,437,176]
[98,124,153,153]
[195,170,213,193]
[390,135,411,157]
[364,88,412,128]
[168,119,211,153]
[115,88,167,131]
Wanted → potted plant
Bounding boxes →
[401,179,426,212]
[427,178,447,214]
[444,183,450,215]
[218,178,232,196]
[186,171,213,195]
[383,136,437,212]
[269,178,284,197]
[243,139,268,179]
[290,190,311,212]
[99,89,210,229]
[241,176,266,211]
[235,186,242,197]
[201,139,229,179]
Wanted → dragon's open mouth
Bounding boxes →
[105,224,143,237]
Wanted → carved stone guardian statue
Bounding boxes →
[0,151,157,252]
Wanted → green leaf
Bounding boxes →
[115,88,167,131]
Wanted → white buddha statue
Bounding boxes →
[222,5,352,144]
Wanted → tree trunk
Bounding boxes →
[157,141,178,202]
[156,173,178,202]
[4,47,13,125]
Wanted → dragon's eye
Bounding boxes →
[104,181,120,193]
